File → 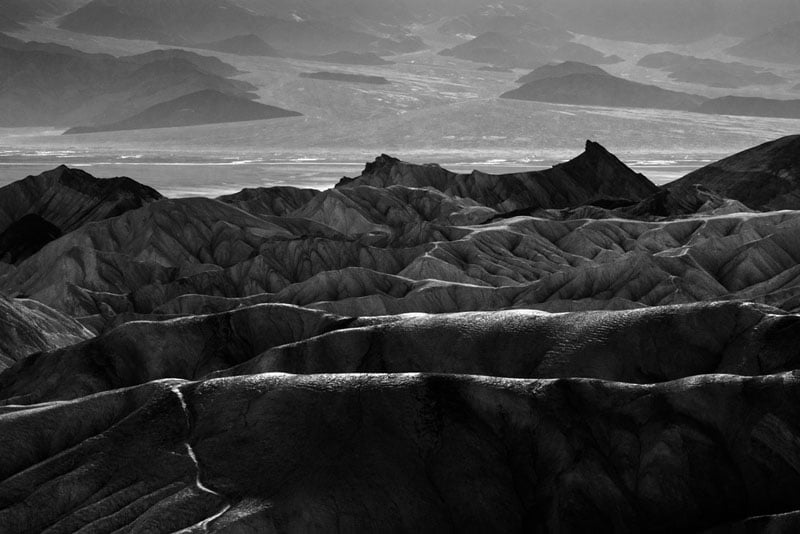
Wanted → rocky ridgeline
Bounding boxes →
[2,138,800,531]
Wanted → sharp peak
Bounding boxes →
[584,139,611,154]
[363,153,401,171]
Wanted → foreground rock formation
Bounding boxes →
[2,137,800,532]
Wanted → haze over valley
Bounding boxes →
[1,0,800,195]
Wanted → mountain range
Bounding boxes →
[3,1,800,530]
[2,136,800,530]
[502,62,800,119]
[57,0,426,56]
[2,138,799,326]
[0,33,302,131]
[638,51,786,89]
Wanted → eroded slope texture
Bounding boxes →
[3,139,800,532]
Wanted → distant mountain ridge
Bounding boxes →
[503,61,800,120]
[638,52,785,88]
[57,0,426,55]
[502,71,707,112]
[0,35,255,127]
[65,90,302,134]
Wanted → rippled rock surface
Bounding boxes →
[3,138,800,532]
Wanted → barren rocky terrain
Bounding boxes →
[3,1,800,531]
[2,136,800,531]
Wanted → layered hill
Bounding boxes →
[65,90,302,134]
[667,134,800,210]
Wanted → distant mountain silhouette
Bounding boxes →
[299,72,391,85]
[0,37,253,127]
[439,31,550,68]
[667,134,800,210]
[58,0,426,56]
[537,0,800,44]
[501,71,707,111]
[505,60,800,120]
[122,48,242,77]
[65,90,302,134]
[726,21,800,64]
[192,34,283,57]
[59,0,264,43]
[437,3,565,41]
[516,61,609,84]
[638,52,785,88]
